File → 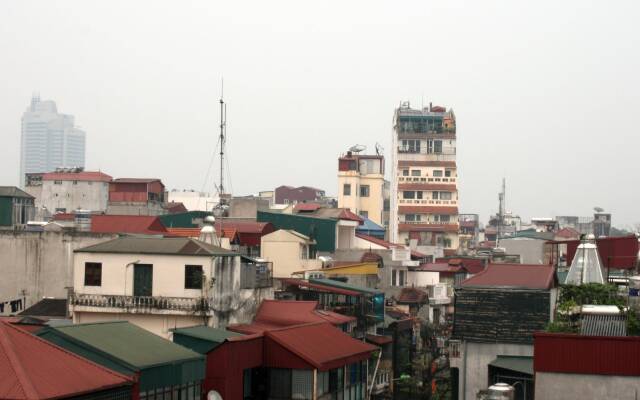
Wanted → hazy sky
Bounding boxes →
[1,1,638,227]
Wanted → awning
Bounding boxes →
[489,356,533,375]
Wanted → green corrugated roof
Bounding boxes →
[310,278,382,295]
[159,211,211,228]
[489,356,533,375]
[0,186,34,198]
[258,211,337,252]
[172,326,242,343]
[49,321,203,367]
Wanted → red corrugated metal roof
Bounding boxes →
[52,213,75,221]
[42,171,112,182]
[293,203,323,212]
[563,235,639,270]
[91,215,167,235]
[278,278,361,296]
[228,300,356,334]
[214,221,274,247]
[417,263,464,273]
[365,334,393,346]
[435,257,486,274]
[554,227,580,239]
[111,178,161,183]
[396,287,428,304]
[0,321,131,399]
[461,263,556,289]
[534,332,640,376]
[355,233,402,249]
[264,322,376,371]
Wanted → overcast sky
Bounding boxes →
[1,1,638,227]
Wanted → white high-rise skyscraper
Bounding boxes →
[19,94,86,186]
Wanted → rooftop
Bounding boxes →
[0,186,34,199]
[75,236,236,257]
[0,321,131,399]
[111,178,162,184]
[460,263,556,290]
[38,321,203,369]
[396,287,429,304]
[18,298,67,319]
[42,171,112,183]
[90,215,168,235]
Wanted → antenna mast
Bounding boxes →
[218,82,226,196]
[497,178,505,247]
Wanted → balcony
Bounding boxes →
[398,199,457,206]
[70,294,213,316]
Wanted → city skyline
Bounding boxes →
[1,1,638,227]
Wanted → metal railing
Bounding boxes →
[398,199,457,205]
[70,293,211,312]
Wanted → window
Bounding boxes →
[416,191,423,199]
[291,370,313,400]
[300,244,308,259]
[317,371,329,396]
[440,192,452,200]
[185,265,203,289]
[411,170,421,176]
[54,180,62,185]
[434,140,443,153]
[432,191,439,199]
[72,180,78,185]
[360,210,368,219]
[360,185,370,197]
[343,184,351,196]
[401,139,420,153]
[445,169,453,177]
[443,238,452,248]
[405,214,421,222]
[84,262,102,286]
[399,270,406,286]
[402,169,409,176]
[433,170,443,177]
[392,270,397,286]
[402,191,415,199]
[270,369,292,399]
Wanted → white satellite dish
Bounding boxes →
[208,391,223,400]
[349,144,366,153]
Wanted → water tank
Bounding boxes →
[485,383,515,400]
[74,210,92,232]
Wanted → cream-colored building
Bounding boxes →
[260,229,321,278]
[69,236,273,338]
[337,152,385,226]
[390,103,460,257]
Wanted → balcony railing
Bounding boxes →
[397,147,456,155]
[70,294,211,312]
[398,177,457,183]
[398,199,457,205]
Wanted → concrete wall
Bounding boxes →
[73,311,207,339]
[0,230,115,315]
[228,197,269,219]
[450,341,533,400]
[500,238,547,264]
[337,171,384,226]
[106,201,166,216]
[36,180,109,214]
[535,372,640,400]
[74,252,215,297]
[261,230,319,278]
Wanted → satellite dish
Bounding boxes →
[349,144,366,153]
[593,206,604,213]
[208,391,223,400]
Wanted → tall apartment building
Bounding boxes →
[337,151,385,226]
[390,102,459,257]
[20,95,86,187]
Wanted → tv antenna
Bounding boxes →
[375,143,384,156]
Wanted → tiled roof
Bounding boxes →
[75,236,235,256]
[0,321,131,399]
[264,322,376,371]
[555,227,581,239]
[91,215,168,235]
[461,263,556,290]
[396,287,428,304]
[42,171,112,182]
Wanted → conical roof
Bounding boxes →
[566,236,606,285]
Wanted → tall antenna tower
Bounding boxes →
[497,178,506,246]
[218,86,226,196]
